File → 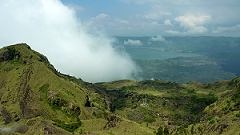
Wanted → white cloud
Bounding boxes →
[144,11,171,20]
[0,0,138,82]
[151,35,166,42]
[213,24,240,34]
[124,39,143,46]
[122,0,193,5]
[86,13,111,28]
[165,30,181,35]
[164,19,173,26]
[64,3,84,13]
[122,0,158,4]
[175,14,211,33]
[95,13,110,20]
[85,13,132,35]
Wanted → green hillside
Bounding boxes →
[0,44,239,135]
[0,44,153,135]
[97,78,240,134]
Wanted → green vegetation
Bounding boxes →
[0,44,153,134]
[0,44,240,134]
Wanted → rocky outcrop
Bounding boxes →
[0,47,20,62]
[48,96,81,117]
[104,115,121,129]
[84,96,92,107]
[0,107,12,124]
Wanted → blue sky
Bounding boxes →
[62,0,240,36]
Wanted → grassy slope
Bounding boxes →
[0,44,153,135]
[182,78,240,135]
[98,78,240,135]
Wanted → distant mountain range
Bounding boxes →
[0,44,240,135]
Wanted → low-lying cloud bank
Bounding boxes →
[0,0,138,82]
[124,39,143,46]
[151,35,166,42]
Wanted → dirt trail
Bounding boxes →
[18,65,33,118]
